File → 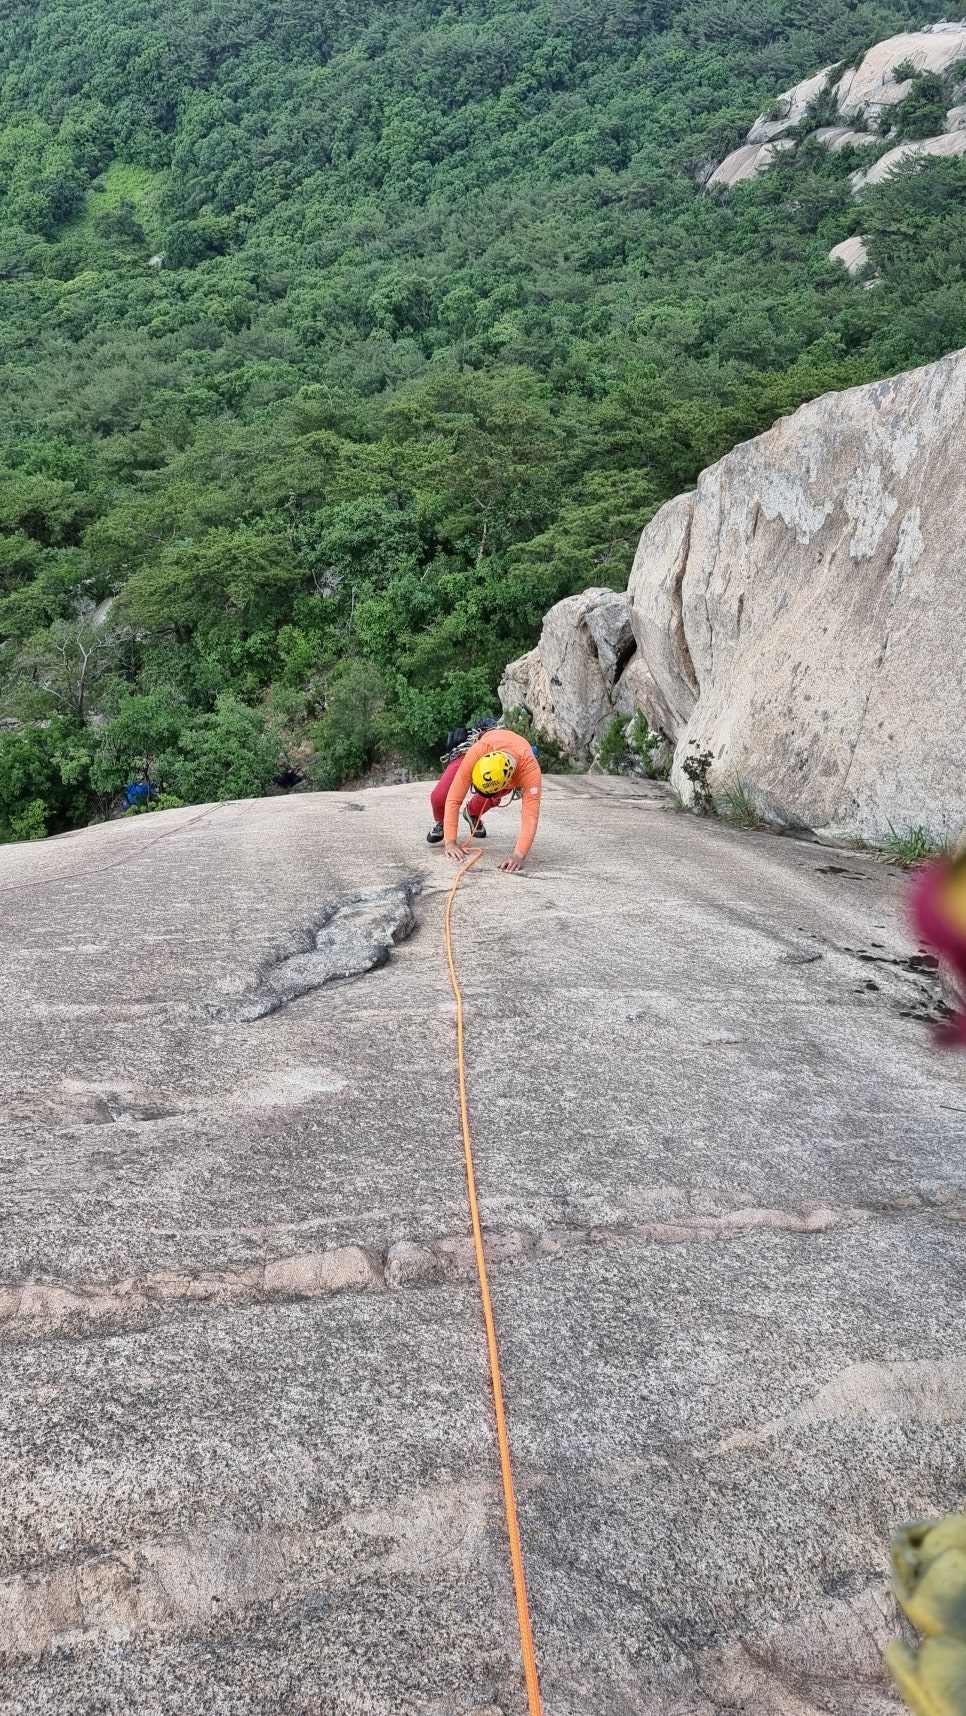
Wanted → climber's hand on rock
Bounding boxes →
[445,840,468,863]
[499,851,525,874]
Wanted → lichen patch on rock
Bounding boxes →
[204,880,420,1021]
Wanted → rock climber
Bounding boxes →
[910,849,966,1047]
[427,725,542,874]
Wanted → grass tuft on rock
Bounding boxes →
[881,823,948,867]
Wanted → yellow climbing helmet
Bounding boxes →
[471,750,516,796]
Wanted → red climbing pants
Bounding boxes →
[431,756,510,826]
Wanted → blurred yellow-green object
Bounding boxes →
[889,1518,966,1715]
[887,1639,966,1716]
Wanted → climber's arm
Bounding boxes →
[442,748,478,859]
[500,765,541,870]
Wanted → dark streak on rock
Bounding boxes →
[202,881,421,1022]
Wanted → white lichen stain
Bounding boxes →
[844,463,898,559]
[746,468,833,546]
[884,422,920,479]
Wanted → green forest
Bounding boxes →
[1,0,965,837]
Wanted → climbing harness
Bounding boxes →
[443,826,543,1716]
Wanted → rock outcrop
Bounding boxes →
[628,348,966,841]
[828,235,871,276]
[705,138,793,189]
[509,348,966,844]
[708,23,966,200]
[746,65,834,143]
[499,586,636,759]
[852,126,966,189]
[814,125,878,151]
[835,22,966,116]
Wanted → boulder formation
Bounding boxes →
[708,22,966,195]
[851,126,966,190]
[813,125,877,151]
[498,585,637,758]
[835,22,966,115]
[705,138,793,189]
[828,234,872,277]
[746,65,834,142]
[504,347,966,845]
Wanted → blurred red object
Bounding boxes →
[909,858,966,1048]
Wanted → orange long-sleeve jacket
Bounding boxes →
[443,727,543,855]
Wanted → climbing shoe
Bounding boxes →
[426,820,444,844]
[463,810,485,837]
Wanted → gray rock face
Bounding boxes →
[828,234,871,276]
[836,22,966,117]
[709,24,966,199]
[205,882,419,1021]
[626,348,966,842]
[499,585,636,758]
[747,65,834,143]
[2,784,966,1714]
[814,125,879,150]
[705,137,794,188]
[852,126,966,189]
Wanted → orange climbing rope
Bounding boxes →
[443,833,543,1716]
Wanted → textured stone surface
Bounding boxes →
[852,127,966,189]
[204,881,419,1021]
[1,784,966,1713]
[815,125,879,150]
[498,586,636,758]
[747,66,834,142]
[835,23,966,116]
[705,138,794,188]
[626,346,966,843]
[828,235,871,276]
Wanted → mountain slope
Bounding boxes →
[1,0,965,834]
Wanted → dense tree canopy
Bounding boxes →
[1,0,965,835]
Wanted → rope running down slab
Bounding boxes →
[443,831,543,1716]
[0,803,231,895]
[4,795,543,1707]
